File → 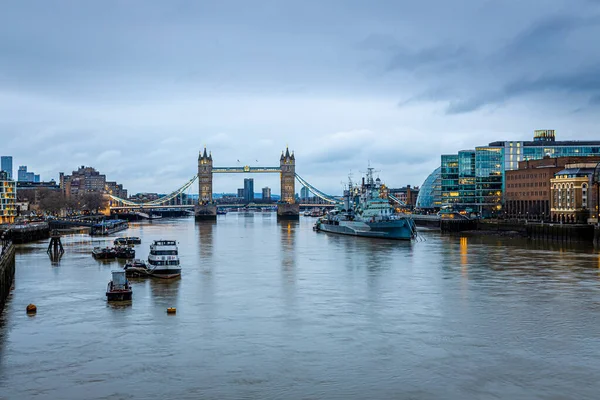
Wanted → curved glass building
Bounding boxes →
[416,167,442,209]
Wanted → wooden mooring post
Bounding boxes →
[47,230,64,263]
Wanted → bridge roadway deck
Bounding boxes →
[110,203,334,210]
[212,166,281,173]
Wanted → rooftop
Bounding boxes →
[489,140,600,147]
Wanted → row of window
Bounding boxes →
[507,191,548,198]
[552,183,588,189]
[507,182,547,189]
[148,260,180,266]
[506,172,549,180]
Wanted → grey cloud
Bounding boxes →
[387,45,472,74]
[360,33,474,74]
[499,15,591,61]
[365,5,600,115]
[445,65,600,114]
[3,1,600,194]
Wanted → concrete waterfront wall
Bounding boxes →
[526,223,595,244]
[441,219,596,244]
[440,219,478,232]
[477,220,527,234]
[412,215,441,229]
[0,223,50,244]
[0,242,15,313]
[592,225,600,248]
[476,220,594,243]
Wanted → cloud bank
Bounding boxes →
[1,0,599,194]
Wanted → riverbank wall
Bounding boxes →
[0,223,50,244]
[439,219,596,244]
[525,223,595,244]
[412,215,441,229]
[0,241,15,312]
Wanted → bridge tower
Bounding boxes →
[198,147,213,202]
[278,147,300,219]
[195,147,217,220]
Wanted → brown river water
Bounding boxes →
[1,213,600,399]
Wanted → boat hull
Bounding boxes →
[316,219,415,240]
[92,252,116,259]
[106,290,132,301]
[148,267,182,279]
[125,267,150,277]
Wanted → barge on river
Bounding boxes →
[91,220,129,236]
[124,259,150,277]
[106,270,132,301]
[92,247,117,259]
[114,237,141,246]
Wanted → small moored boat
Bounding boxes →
[92,247,117,259]
[114,237,141,246]
[124,259,150,277]
[115,246,135,259]
[106,270,132,301]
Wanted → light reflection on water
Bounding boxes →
[1,215,600,399]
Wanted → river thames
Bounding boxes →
[1,214,600,399]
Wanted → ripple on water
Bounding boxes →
[1,217,600,399]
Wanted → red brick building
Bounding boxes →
[505,156,600,220]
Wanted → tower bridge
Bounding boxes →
[197,147,300,220]
[107,147,343,220]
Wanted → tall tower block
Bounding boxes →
[278,147,299,219]
[195,147,217,220]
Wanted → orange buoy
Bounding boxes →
[26,304,37,313]
[167,307,176,314]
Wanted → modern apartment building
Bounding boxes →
[439,131,600,215]
[0,171,16,224]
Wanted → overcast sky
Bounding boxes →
[2,0,600,195]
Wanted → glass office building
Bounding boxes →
[416,167,441,209]
[440,155,459,206]
[433,130,600,216]
[475,146,504,213]
[491,130,600,171]
[458,150,476,206]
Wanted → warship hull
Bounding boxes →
[316,219,415,240]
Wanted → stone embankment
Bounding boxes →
[0,239,15,312]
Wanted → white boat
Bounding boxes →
[146,240,181,279]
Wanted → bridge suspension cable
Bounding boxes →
[294,174,341,204]
[388,194,407,207]
[109,175,198,207]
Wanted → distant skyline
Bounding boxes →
[2,1,600,194]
